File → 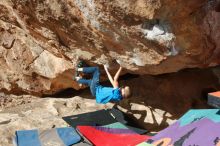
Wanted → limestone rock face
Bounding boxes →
[0,0,219,94]
[0,96,114,146]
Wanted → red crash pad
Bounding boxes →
[77,126,150,146]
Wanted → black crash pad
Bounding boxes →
[63,109,117,128]
[63,108,147,134]
[108,108,147,134]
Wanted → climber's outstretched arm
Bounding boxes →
[104,65,119,88]
[104,65,114,85]
[113,67,122,82]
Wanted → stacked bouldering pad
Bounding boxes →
[63,108,150,146]
[208,91,220,108]
[63,108,147,134]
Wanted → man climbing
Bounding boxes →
[74,62,131,104]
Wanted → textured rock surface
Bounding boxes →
[0,0,220,94]
[116,67,220,131]
[0,93,38,110]
[0,95,114,146]
[1,1,220,144]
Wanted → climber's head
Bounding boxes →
[120,86,131,99]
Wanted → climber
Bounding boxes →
[74,63,131,104]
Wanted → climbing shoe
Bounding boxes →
[77,60,84,68]
[73,60,84,81]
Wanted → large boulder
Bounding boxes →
[0,0,219,94]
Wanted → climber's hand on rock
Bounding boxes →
[116,59,121,65]
[104,64,109,70]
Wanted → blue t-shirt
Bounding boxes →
[96,85,122,104]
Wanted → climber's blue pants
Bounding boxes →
[77,67,100,96]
